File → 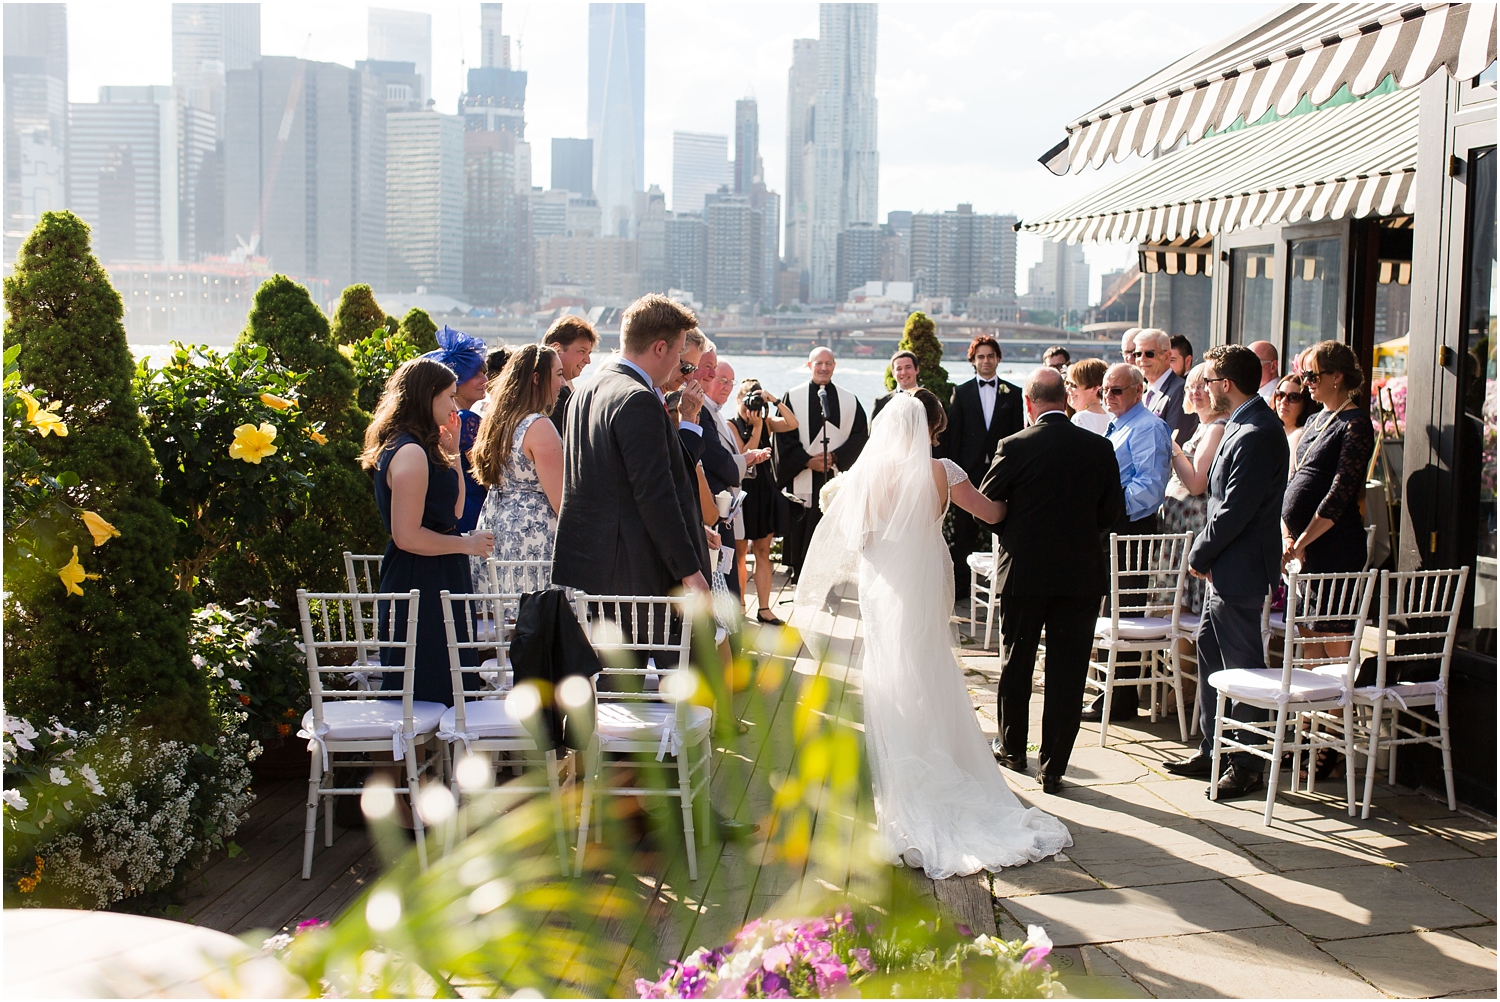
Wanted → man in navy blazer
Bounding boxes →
[1165,344,1289,799]
[1134,328,1198,444]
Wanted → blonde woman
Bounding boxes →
[1161,363,1232,613]
[469,344,564,591]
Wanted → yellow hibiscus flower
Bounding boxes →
[229,422,278,463]
[81,511,121,547]
[16,389,67,437]
[259,392,295,411]
[58,546,100,597]
[305,426,329,446]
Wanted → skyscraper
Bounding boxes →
[464,129,521,306]
[387,112,463,296]
[368,8,432,106]
[909,204,1017,309]
[480,3,509,69]
[588,3,644,238]
[223,57,386,288]
[172,3,260,260]
[810,3,878,302]
[551,138,594,197]
[834,223,878,302]
[672,132,730,214]
[706,193,761,309]
[783,37,817,284]
[4,3,68,261]
[358,60,425,112]
[70,86,178,263]
[734,98,758,196]
[1026,240,1090,320]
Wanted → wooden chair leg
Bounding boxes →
[677,748,699,881]
[1171,646,1189,743]
[1361,699,1384,819]
[1343,704,1357,816]
[545,750,569,875]
[407,746,428,871]
[574,743,597,876]
[1098,650,1117,748]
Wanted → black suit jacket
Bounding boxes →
[1147,370,1199,444]
[979,411,1124,596]
[549,383,573,436]
[552,361,709,596]
[695,410,741,496]
[1187,396,1289,599]
[943,376,1024,483]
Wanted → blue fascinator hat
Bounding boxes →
[424,326,487,382]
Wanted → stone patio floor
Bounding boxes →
[953,638,1497,999]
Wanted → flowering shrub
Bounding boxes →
[191,599,309,748]
[342,329,421,413]
[2,708,255,909]
[636,910,1057,999]
[1373,375,1407,437]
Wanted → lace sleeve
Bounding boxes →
[939,458,970,487]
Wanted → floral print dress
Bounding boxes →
[473,413,556,593]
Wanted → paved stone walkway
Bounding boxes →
[953,642,1497,999]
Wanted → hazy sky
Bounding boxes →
[67,1,1274,295]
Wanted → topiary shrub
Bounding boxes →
[888,311,952,402]
[346,330,421,413]
[398,307,440,354]
[329,283,387,346]
[2,211,212,743]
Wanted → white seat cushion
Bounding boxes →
[1208,668,1346,705]
[302,700,445,741]
[1353,680,1444,705]
[1177,613,1200,633]
[596,702,712,745]
[439,700,528,741]
[1096,616,1173,641]
[966,552,995,574]
[1267,610,1286,632]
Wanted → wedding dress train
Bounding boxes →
[794,395,1071,879]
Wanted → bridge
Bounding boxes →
[698,318,1118,362]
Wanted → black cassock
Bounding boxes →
[772,382,869,579]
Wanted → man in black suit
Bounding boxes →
[980,367,1124,795]
[943,335,1024,600]
[872,350,921,418]
[552,295,709,599]
[544,314,599,436]
[1133,328,1198,444]
[1164,344,1289,800]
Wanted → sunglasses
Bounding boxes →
[1273,390,1302,401]
[1104,386,1133,397]
[1301,370,1324,383]
[678,362,698,376]
[1129,350,1159,360]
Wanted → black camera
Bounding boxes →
[743,381,770,415]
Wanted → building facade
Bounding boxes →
[909,204,1017,309]
[588,3,645,238]
[783,37,818,289]
[664,211,707,304]
[4,3,68,261]
[387,111,463,296]
[70,86,178,263]
[672,131,730,215]
[706,193,761,309]
[551,137,594,197]
[1025,238,1090,320]
[734,98,759,196]
[835,222,879,302]
[809,3,878,302]
[534,233,640,306]
[368,7,432,107]
[223,56,386,289]
[464,129,523,307]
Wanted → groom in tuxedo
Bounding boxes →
[943,335,1024,601]
[980,368,1123,794]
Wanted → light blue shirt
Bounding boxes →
[1106,401,1172,523]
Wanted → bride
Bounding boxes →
[793,391,1071,878]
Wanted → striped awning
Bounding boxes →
[1043,2,1496,175]
[1022,85,1419,244]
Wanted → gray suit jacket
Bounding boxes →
[1187,396,1289,599]
[552,360,709,596]
[1147,370,1199,444]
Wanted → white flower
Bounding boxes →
[245,628,262,647]
[818,474,845,513]
[228,679,242,691]
[263,599,279,610]
[213,666,225,678]
[78,764,105,796]
[3,789,28,811]
[49,766,71,786]
[262,934,293,953]
[48,722,78,740]
[63,800,73,811]
[4,715,38,751]
[192,655,208,669]
[1023,924,1052,953]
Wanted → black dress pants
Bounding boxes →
[783,501,820,580]
[1195,585,1271,773]
[998,594,1100,780]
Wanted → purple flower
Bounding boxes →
[760,971,788,997]
[295,917,328,932]
[852,948,874,972]
[1021,946,1051,970]
[956,924,973,938]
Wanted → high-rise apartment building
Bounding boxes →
[734,98,759,196]
[172,3,260,260]
[588,3,645,238]
[387,112,463,296]
[783,37,817,285]
[480,3,509,69]
[69,86,178,263]
[706,193,762,309]
[635,184,667,293]
[4,3,68,260]
[551,138,594,197]
[368,8,432,107]
[1025,239,1090,319]
[223,57,386,289]
[835,223,879,302]
[751,183,781,309]
[810,3,878,302]
[664,212,707,305]
[535,234,639,306]
[909,204,1017,309]
[464,129,522,306]
[672,132,730,214]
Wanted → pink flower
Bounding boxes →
[852,948,874,972]
[762,943,792,972]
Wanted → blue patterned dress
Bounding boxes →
[474,413,557,593]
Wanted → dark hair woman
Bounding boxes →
[1281,339,1375,659]
[1274,373,1313,456]
[469,343,564,592]
[361,357,494,706]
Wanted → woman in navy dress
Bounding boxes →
[360,358,495,705]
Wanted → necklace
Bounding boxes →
[1292,397,1352,474]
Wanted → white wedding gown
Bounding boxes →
[795,395,1072,879]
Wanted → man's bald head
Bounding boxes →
[1024,366,1066,407]
[1248,340,1279,387]
[808,346,836,385]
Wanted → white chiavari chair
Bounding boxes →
[341,551,386,690]
[968,534,1001,649]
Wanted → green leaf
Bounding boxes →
[226,840,243,858]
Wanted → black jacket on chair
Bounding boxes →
[510,589,601,750]
[1187,395,1289,600]
[979,411,1124,596]
[942,376,1024,483]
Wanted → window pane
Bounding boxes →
[1229,245,1275,344]
[1461,146,1496,652]
[1286,237,1342,363]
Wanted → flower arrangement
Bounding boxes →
[2,708,254,909]
[191,599,309,748]
[636,910,1057,999]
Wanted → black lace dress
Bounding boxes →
[1282,406,1376,573]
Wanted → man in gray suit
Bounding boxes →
[1133,328,1198,444]
[552,294,710,598]
[1165,344,1289,799]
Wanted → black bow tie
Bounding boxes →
[979,379,997,388]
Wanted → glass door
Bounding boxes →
[1457,145,1496,651]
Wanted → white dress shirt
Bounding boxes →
[1145,369,1172,410]
[703,397,748,478]
[977,378,998,428]
[1258,379,1277,404]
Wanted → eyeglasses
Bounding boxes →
[678,362,698,376]
[1203,376,1231,385]
[1273,390,1297,401]
[1104,386,1133,397]
[1129,350,1159,360]
[1064,380,1078,390]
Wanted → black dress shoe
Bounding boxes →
[713,815,759,841]
[1164,753,1215,778]
[1208,765,1265,800]
[1080,698,1138,722]
[1039,774,1063,795]
[990,740,1028,774]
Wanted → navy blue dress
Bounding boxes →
[375,433,477,706]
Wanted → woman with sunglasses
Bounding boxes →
[1274,374,1313,458]
[1065,358,1111,434]
[1281,340,1376,659]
